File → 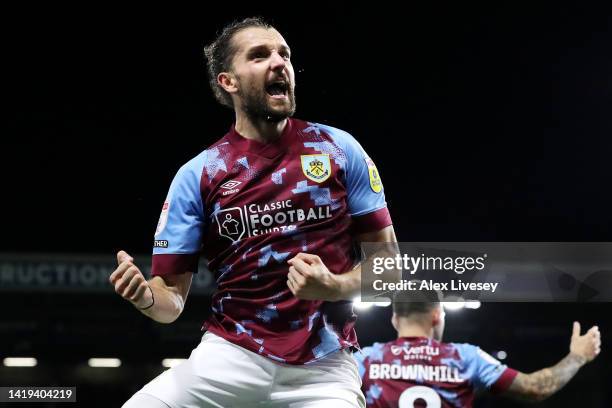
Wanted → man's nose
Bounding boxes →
[269,51,286,71]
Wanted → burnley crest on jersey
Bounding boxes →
[300,154,331,183]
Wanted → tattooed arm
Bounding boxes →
[504,322,601,402]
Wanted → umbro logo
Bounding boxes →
[221,180,241,196]
[221,180,241,189]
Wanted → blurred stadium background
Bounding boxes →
[3,2,612,407]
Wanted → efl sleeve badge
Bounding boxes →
[365,157,383,193]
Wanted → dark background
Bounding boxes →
[2,2,611,407]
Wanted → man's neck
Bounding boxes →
[396,326,431,339]
[235,111,288,144]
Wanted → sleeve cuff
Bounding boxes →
[490,367,519,394]
[351,207,393,234]
[152,253,200,277]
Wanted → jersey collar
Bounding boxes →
[226,118,295,159]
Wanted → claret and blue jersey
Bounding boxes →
[355,337,518,408]
[151,118,392,364]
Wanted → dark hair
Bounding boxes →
[203,17,273,108]
[392,285,441,317]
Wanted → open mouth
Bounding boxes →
[265,81,289,99]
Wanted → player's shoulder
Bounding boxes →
[446,342,484,361]
[175,138,232,182]
[446,341,478,352]
[302,120,353,137]
[174,150,207,182]
[301,120,359,147]
[358,341,386,359]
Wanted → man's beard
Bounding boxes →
[239,84,296,123]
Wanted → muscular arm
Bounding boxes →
[504,322,601,402]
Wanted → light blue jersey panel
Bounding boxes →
[153,152,207,255]
[354,342,385,379]
[315,123,387,216]
[453,343,509,390]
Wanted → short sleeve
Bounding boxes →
[316,123,393,234]
[152,155,207,276]
[455,343,518,392]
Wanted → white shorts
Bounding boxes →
[124,332,366,408]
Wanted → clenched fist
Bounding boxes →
[109,250,154,310]
[287,253,341,301]
[570,321,601,363]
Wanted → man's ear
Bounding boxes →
[391,313,399,331]
[218,72,238,94]
[431,307,441,327]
